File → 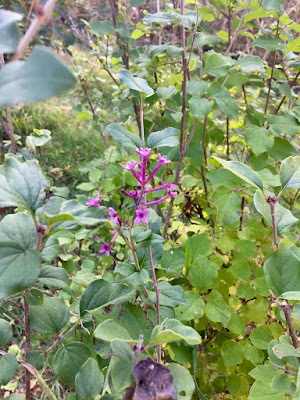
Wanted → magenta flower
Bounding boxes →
[108,207,123,226]
[99,243,110,256]
[136,148,152,159]
[122,160,137,171]
[86,194,100,207]
[157,153,171,165]
[134,207,150,225]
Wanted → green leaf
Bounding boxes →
[272,342,300,359]
[253,190,298,235]
[0,318,13,347]
[26,351,44,370]
[144,11,178,24]
[0,46,76,108]
[0,213,41,298]
[234,56,265,73]
[271,374,290,393]
[244,344,260,365]
[268,114,300,136]
[167,364,195,400]
[53,342,92,386]
[249,381,285,400]
[264,245,300,297]
[175,291,205,322]
[44,212,76,226]
[211,186,241,225]
[227,313,246,336]
[280,291,300,300]
[293,367,300,399]
[90,20,114,34]
[205,290,231,327]
[117,69,153,97]
[26,129,52,149]
[147,281,190,308]
[111,360,133,392]
[38,266,69,289]
[268,137,297,160]
[94,319,135,342]
[75,358,104,400]
[107,123,142,148]
[157,86,177,99]
[251,36,285,51]
[189,256,218,290]
[94,303,153,345]
[214,93,238,119]
[0,157,47,212]
[25,288,43,306]
[111,340,134,362]
[244,126,274,156]
[262,0,283,15]
[150,319,201,346]
[30,296,70,335]
[189,97,212,119]
[185,233,212,267]
[0,353,17,385]
[221,340,244,367]
[58,200,107,226]
[80,280,135,316]
[280,156,300,189]
[214,157,264,190]
[250,326,273,350]
[186,81,208,96]
[203,52,234,78]
[0,10,22,54]
[147,127,179,148]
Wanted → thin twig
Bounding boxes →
[225,0,252,55]
[264,52,276,115]
[267,196,278,248]
[45,322,79,355]
[13,0,57,61]
[271,364,297,376]
[226,118,230,160]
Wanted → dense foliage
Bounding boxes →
[0,0,299,399]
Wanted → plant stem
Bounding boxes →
[202,116,208,165]
[267,196,278,248]
[225,0,252,56]
[226,118,230,160]
[264,52,276,115]
[271,364,297,376]
[163,0,188,238]
[271,292,298,349]
[239,196,245,230]
[13,0,57,61]
[148,244,161,363]
[45,321,79,355]
[23,295,31,400]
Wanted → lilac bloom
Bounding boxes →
[134,207,150,225]
[157,153,171,164]
[108,207,123,226]
[136,148,152,159]
[86,194,100,207]
[146,154,172,183]
[122,160,137,171]
[99,243,110,257]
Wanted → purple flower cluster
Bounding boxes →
[121,148,177,225]
[86,147,177,257]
